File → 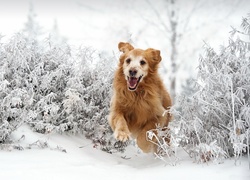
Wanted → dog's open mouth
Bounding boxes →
[127,75,143,91]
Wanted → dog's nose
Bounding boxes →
[129,69,137,77]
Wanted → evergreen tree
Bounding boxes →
[22,2,43,47]
[48,19,67,46]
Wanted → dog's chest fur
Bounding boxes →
[120,87,162,129]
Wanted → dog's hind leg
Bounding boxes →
[136,122,158,153]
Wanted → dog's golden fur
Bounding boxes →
[108,42,172,153]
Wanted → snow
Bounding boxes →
[1,125,249,180]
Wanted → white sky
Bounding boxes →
[1,0,249,49]
[0,0,81,41]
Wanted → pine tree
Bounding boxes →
[22,2,43,47]
[49,19,67,46]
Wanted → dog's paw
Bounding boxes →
[114,129,130,142]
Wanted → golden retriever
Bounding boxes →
[108,42,172,153]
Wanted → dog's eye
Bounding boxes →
[126,58,131,64]
[140,60,146,65]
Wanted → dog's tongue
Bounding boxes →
[129,77,138,88]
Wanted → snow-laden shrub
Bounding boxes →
[0,33,125,152]
[152,14,250,163]
[54,48,122,152]
[0,33,36,142]
[27,39,73,133]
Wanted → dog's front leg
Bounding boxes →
[109,113,130,142]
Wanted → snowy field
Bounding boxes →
[0,125,249,180]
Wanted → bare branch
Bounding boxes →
[145,0,170,33]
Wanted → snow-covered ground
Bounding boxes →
[1,125,249,180]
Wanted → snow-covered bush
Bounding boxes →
[153,14,250,163]
[0,33,36,142]
[0,32,125,152]
[54,48,122,152]
[27,39,73,133]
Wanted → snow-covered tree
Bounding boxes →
[22,2,43,47]
[48,19,68,46]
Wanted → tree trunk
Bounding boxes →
[169,0,177,103]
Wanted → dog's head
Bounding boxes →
[118,42,162,91]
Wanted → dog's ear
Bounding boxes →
[118,42,134,53]
[145,48,162,63]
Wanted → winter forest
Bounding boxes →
[0,0,250,179]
